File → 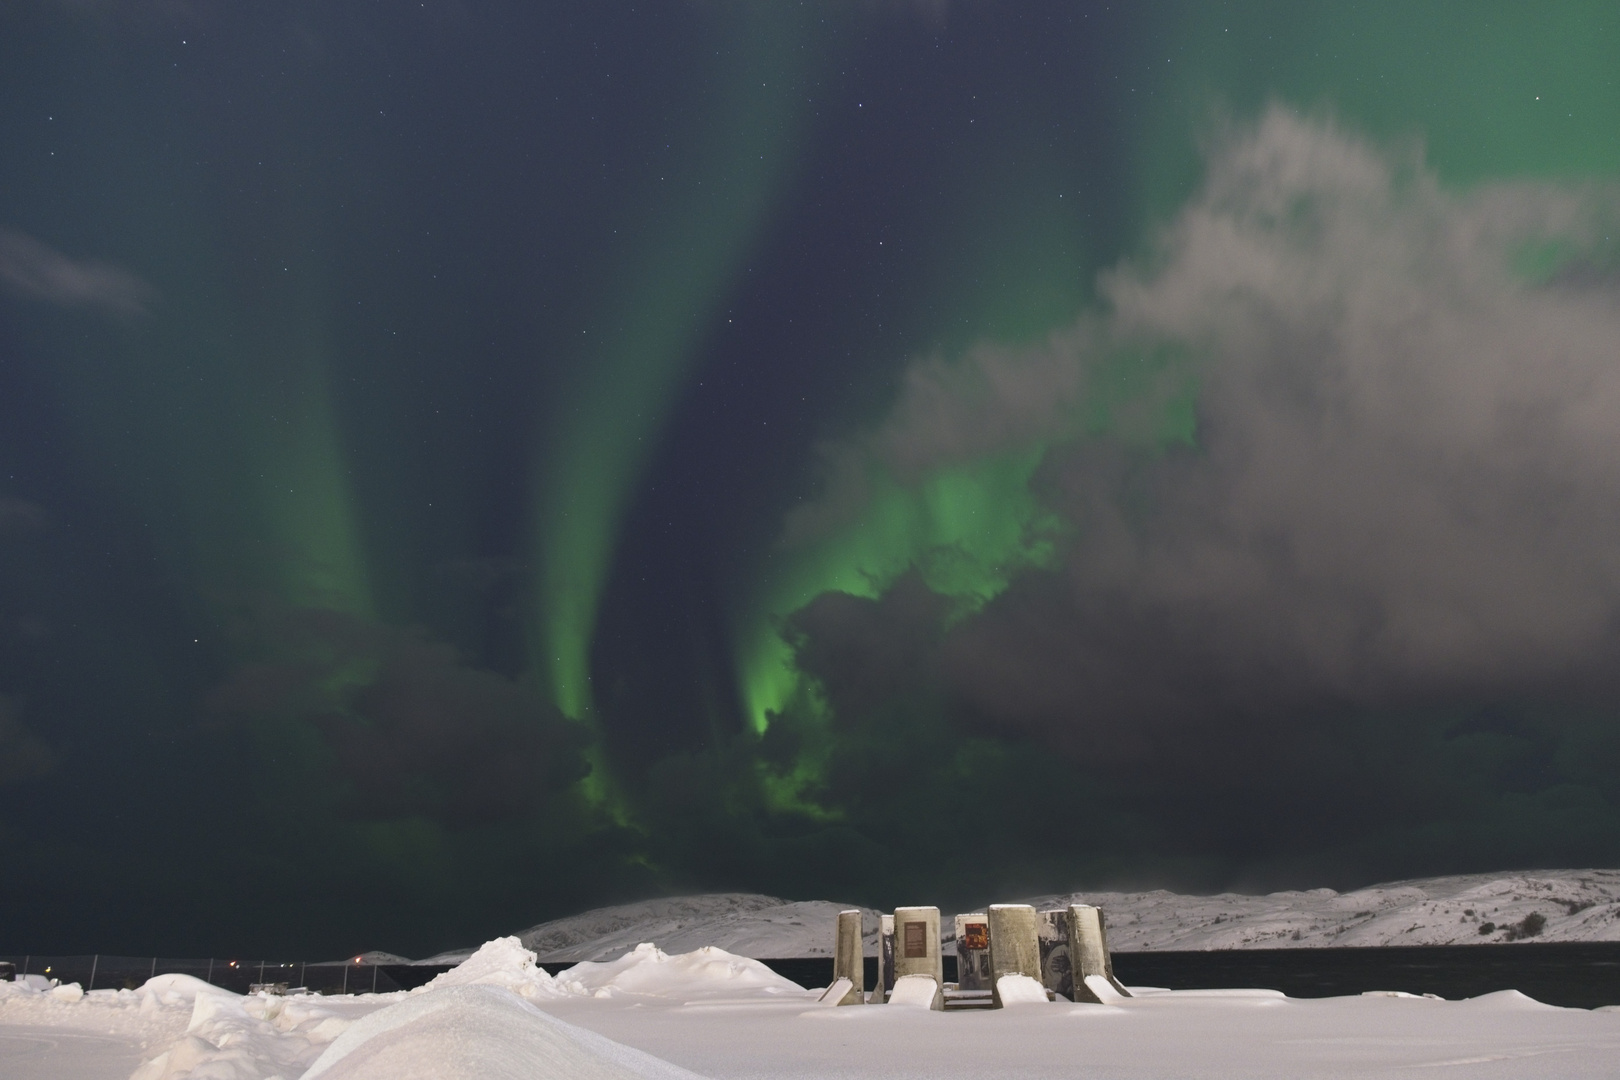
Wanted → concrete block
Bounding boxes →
[831,909,864,1005]
[987,904,1041,1008]
[874,913,895,1003]
[1068,904,1131,1003]
[888,973,944,1010]
[892,907,943,987]
[953,912,990,992]
[1037,908,1074,1000]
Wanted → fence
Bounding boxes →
[14,945,1615,1008]
[0,955,451,995]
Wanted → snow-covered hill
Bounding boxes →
[1027,869,1620,951]
[416,870,1620,962]
[422,895,883,964]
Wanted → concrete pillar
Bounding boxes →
[892,906,943,1009]
[1068,904,1131,1002]
[1037,908,1074,1000]
[875,914,895,1003]
[953,913,990,992]
[830,909,864,1005]
[987,904,1042,1008]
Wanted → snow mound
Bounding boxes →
[418,935,561,1001]
[142,973,229,1006]
[130,986,350,1080]
[554,943,807,1000]
[303,984,707,1080]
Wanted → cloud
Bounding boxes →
[795,106,1620,760]
[206,609,589,828]
[0,227,158,318]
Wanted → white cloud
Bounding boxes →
[0,227,158,318]
[802,107,1620,733]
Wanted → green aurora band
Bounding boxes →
[531,8,816,755]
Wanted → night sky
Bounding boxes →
[4,1,1620,960]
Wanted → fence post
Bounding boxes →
[258,960,266,986]
[300,962,306,990]
[342,963,349,995]
[88,954,99,991]
[371,964,378,994]
[150,957,157,982]
[22,956,29,976]
[206,958,213,985]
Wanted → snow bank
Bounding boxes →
[130,986,352,1080]
[416,935,562,1001]
[554,943,807,1000]
[303,984,706,1080]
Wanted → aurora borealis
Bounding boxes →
[4,1,1620,959]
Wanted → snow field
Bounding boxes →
[5,929,1620,1079]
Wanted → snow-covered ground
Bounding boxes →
[417,869,1620,963]
[6,935,1620,1080]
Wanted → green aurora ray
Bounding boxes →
[531,8,818,765]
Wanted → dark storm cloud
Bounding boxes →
[801,107,1620,755]
[207,609,588,828]
[0,227,158,318]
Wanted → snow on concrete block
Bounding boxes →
[892,907,943,988]
[1081,973,1127,1004]
[831,909,864,1005]
[995,974,1050,1006]
[954,913,990,992]
[1069,905,1131,1003]
[987,905,1041,1008]
[887,973,944,1010]
[817,977,854,1006]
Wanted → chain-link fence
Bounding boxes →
[0,955,455,995]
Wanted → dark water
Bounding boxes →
[1110,943,1620,1010]
[753,944,1620,1010]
